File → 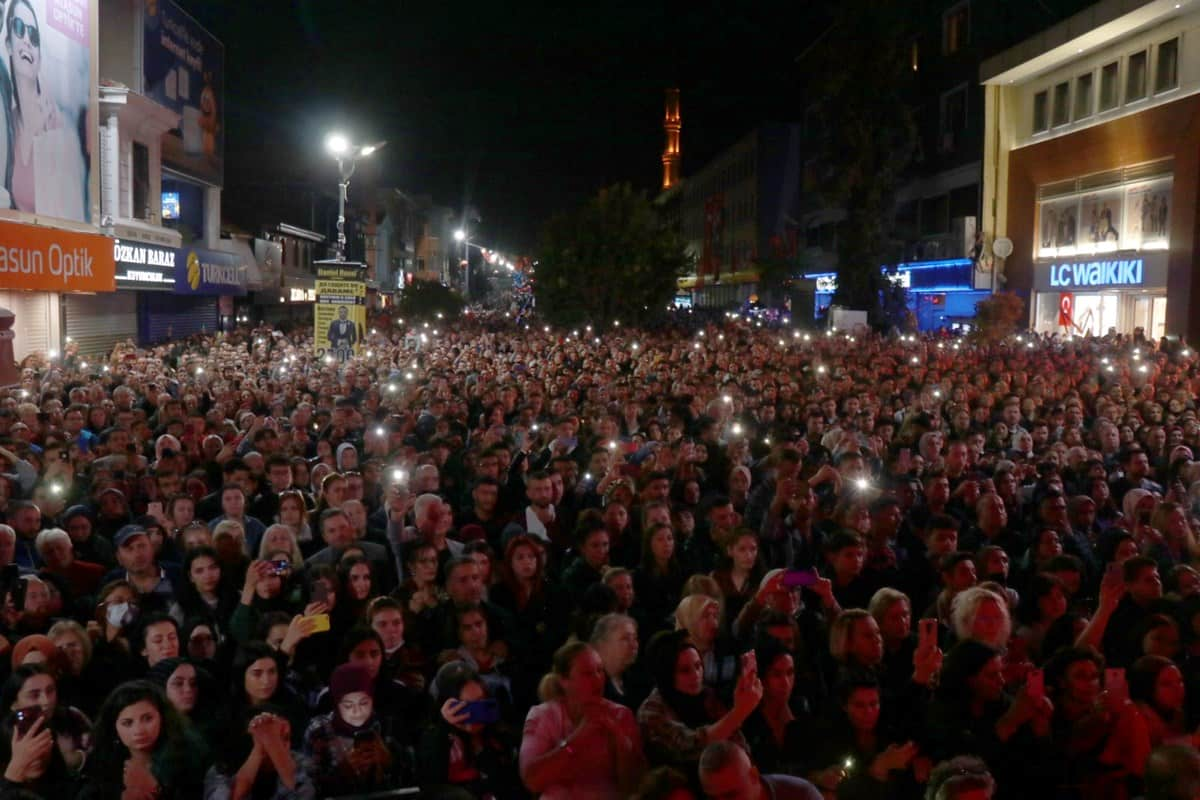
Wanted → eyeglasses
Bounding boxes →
[10,18,39,48]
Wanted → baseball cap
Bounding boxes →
[113,524,149,548]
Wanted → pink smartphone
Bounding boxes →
[1026,668,1045,699]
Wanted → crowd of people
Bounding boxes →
[2,310,1200,800]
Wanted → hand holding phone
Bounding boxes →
[1026,668,1045,700]
[1105,668,1128,703]
[918,618,938,653]
[304,613,330,633]
[782,569,819,589]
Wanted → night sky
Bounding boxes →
[179,0,820,254]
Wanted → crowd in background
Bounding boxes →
[1,311,1200,799]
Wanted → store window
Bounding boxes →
[1155,38,1179,93]
[162,177,206,245]
[1052,82,1070,127]
[943,2,969,55]
[1036,167,1172,259]
[1073,72,1093,120]
[939,85,967,152]
[1126,50,1148,103]
[1033,90,1049,133]
[132,143,149,221]
[1099,62,1120,111]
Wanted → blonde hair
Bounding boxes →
[681,573,722,602]
[212,519,247,556]
[47,619,93,665]
[829,608,873,663]
[257,524,303,564]
[951,587,1011,648]
[674,594,720,638]
[868,587,910,624]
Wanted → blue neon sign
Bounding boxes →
[1048,258,1144,289]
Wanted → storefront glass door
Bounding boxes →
[1131,295,1167,340]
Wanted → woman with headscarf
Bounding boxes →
[302,663,400,797]
[636,629,760,772]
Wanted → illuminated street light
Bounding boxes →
[326,132,385,260]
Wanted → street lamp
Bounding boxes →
[454,228,471,299]
[325,133,386,261]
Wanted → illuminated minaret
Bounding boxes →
[662,88,681,190]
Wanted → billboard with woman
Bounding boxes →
[0,0,95,222]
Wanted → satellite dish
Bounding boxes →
[992,237,1014,259]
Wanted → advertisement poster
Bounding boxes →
[1125,179,1172,250]
[1037,196,1078,254]
[142,0,223,185]
[314,262,366,362]
[0,0,95,221]
[1080,188,1124,247]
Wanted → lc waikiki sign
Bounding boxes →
[0,220,115,292]
[1049,258,1144,289]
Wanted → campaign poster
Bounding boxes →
[314,262,366,362]
[0,0,96,222]
[1079,188,1124,247]
[1037,196,1078,255]
[142,0,223,185]
[1124,179,1172,250]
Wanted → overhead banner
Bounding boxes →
[142,0,224,185]
[173,246,245,296]
[314,261,366,362]
[0,219,114,292]
[0,0,97,221]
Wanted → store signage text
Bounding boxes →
[114,242,175,268]
[1048,258,1144,289]
[0,243,97,284]
[290,288,317,302]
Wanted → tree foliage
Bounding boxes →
[972,291,1026,344]
[395,280,465,322]
[535,184,690,328]
[805,1,917,314]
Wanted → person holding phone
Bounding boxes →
[419,660,521,797]
[302,663,400,797]
[0,664,91,787]
[521,641,646,798]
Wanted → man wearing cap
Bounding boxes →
[103,523,180,602]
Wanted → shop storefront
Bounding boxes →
[161,246,246,340]
[1031,252,1168,338]
[0,220,116,361]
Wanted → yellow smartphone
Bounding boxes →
[306,614,331,633]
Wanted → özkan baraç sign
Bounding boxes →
[0,219,114,292]
[315,262,366,362]
[114,240,176,289]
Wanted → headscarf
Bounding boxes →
[1123,488,1155,525]
[336,442,358,472]
[329,663,375,736]
[11,634,56,669]
[674,594,720,646]
[645,629,711,729]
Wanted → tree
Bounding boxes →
[804,1,917,315]
[535,184,690,328]
[972,291,1026,344]
[395,280,465,322]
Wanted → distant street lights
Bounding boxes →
[325,133,386,261]
[454,228,471,299]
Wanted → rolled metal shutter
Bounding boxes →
[0,291,54,361]
[140,294,218,344]
[64,293,137,358]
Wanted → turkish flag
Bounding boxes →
[1058,292,1074,327]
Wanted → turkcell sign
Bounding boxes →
[1049,258,1144,289]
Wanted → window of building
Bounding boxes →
[1126,50,1148,103]
[920,194,950,236]
[943,2,969,55]
[1033,90,1049,133]
[132,142,149,221]
[1099,61,1120,111]
[939,84,967,152]
[1052,81,1070,127]
[1073,72,1094,120]
[1155,37,1179,93]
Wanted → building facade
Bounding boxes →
[982,0,1200,340]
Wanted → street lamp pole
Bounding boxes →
[325,134,385,262]
[455,228,469,300]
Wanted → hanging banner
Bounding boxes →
[314,261,366,362]
[1058,292,1074,327]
